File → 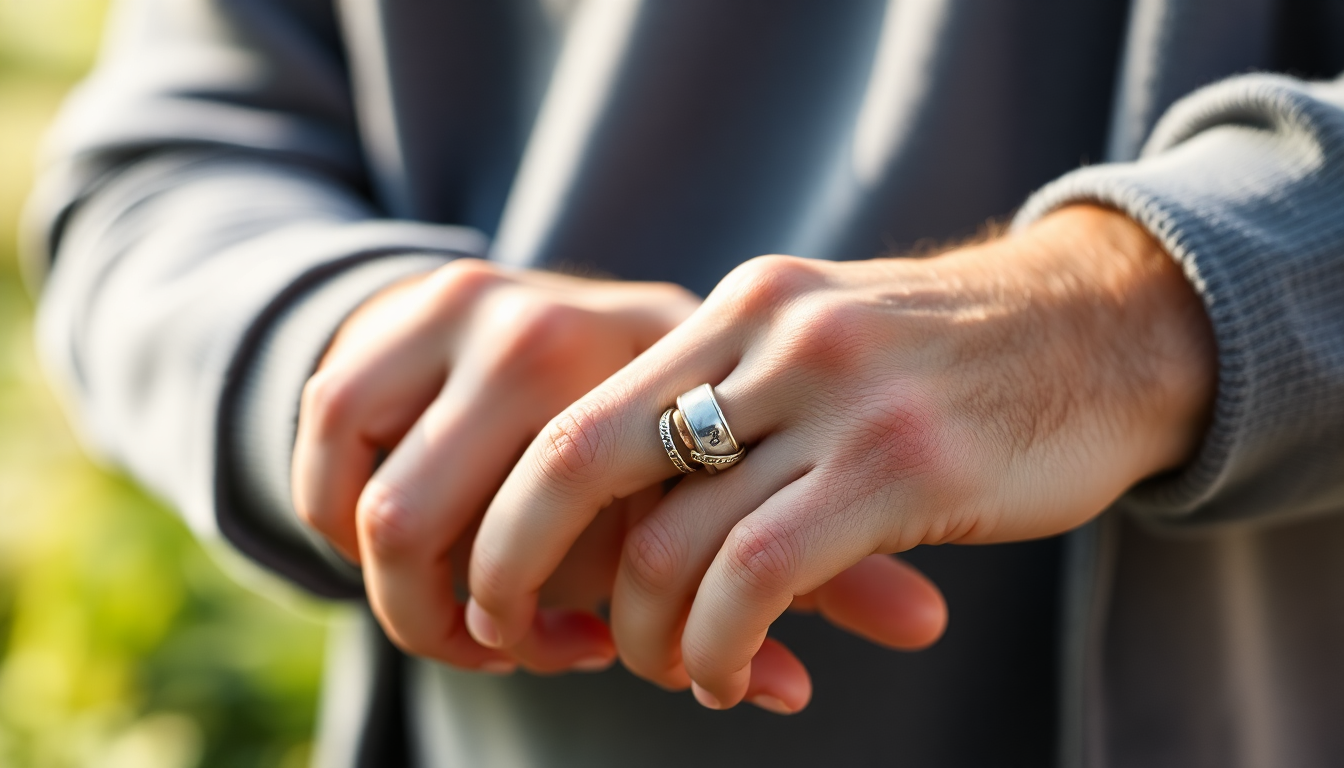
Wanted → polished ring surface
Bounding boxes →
[675,383,744,474]
[659,408,697,474]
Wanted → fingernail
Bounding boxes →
[691,682,723,710]
[466,602,502,648]
[750,694,795,715]
[572,656,614,673]
[479,660,517,675]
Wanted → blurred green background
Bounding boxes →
[0,2,329,766]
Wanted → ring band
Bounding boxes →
[672,409,697,458]
[690,449,744,469]
[659,408,697,474]
[675,383,744,474]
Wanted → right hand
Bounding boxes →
[291,258,701,674]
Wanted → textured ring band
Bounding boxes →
[659,408,697,474]
[690,449,745,468]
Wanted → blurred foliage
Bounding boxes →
[0,1,330,766]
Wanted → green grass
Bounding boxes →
[0,2,329,766]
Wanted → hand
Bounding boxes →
[291,259,699,673]
[463,205,1217,711]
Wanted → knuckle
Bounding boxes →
[836,393,980,546]
[535,401,610,487]
[299,367,361,437]
[853,392,949,480]
[424,258,503,307]
[778,298,871,375]
[713,254,826,317]
[725,518,799,597]
[357,484,427,561]
[622,519,687,596]
[491,300,592,378]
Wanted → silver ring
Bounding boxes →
[673,408,744,470]
[659,408,697,474]
[675,383,744,474]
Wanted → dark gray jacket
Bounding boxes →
[27,1,1344,766]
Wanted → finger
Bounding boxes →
[357,388,522,668]
[467,317,767,649]
[681,472,892,709]
[743,638,810,715]
[509,608,617,675]
[695,637,811,715]
[788,592,820,613]
[292,298,449,561]
[360,323,623,671]
[293,364,442,562]
[612,434,807,689]
[537,492,657,611]
[514,271,703,344]
[419,605,517,673]
[291,418,379,563]
[814,554,947,651]
[447,522,622,673]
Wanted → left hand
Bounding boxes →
[463,205,1217,713]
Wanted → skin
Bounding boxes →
[462,205,1218,712]
[291,258,948,679]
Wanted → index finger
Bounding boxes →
[464,322,751,649]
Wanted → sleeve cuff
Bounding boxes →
[1011,75,1344,523]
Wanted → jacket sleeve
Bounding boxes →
[25,0,484,596]
[1013,73,1344,527]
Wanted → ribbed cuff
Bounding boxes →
[1012,76,1344,521]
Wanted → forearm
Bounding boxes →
[997,204,1217,483]
[1015,73,1344,524]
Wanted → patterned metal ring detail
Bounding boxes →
[659,408,697,474]
[690,449,745,468]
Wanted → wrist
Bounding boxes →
[1010,205,1217,482]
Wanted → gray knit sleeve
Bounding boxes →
[25,0,486,594]
[1013,73,1344,525]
